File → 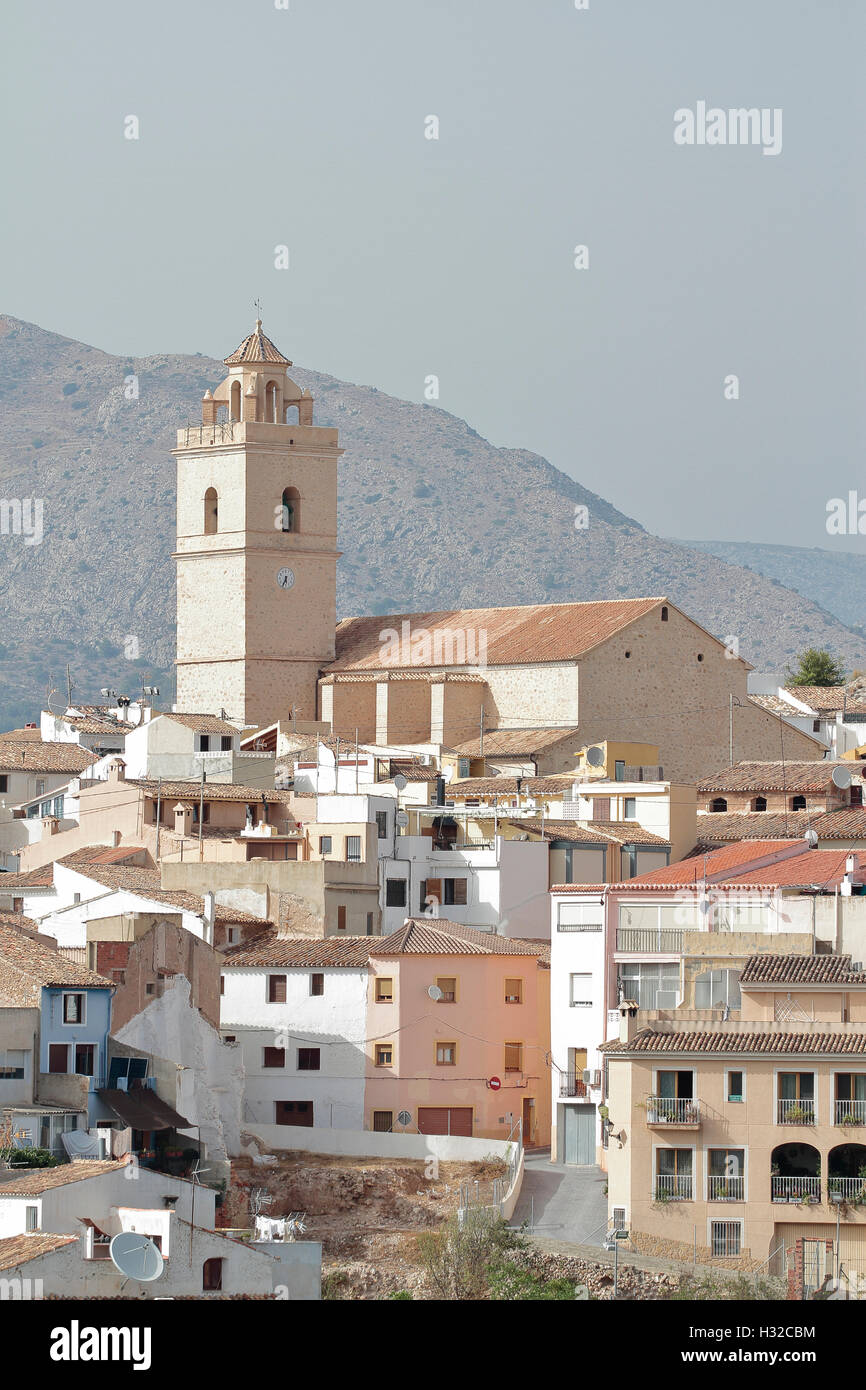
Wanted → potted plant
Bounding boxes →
[841,1110,860,1127]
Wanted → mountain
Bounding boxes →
[1,314,865,730]
[676,539,866,648]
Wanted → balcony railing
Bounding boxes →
[835,1099,866,1127]
[777,1098,815,1125]
[616,927,683,954]
[828,1176,866,1203]
[646,1097,701,1126]
[654,1173,693,1201]
[559,1074,589,1099]
[771,1175,821,1203]
[707,1174,745,1201]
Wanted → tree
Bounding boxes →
[786,649,846,688]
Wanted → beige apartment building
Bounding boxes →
[602,954,866,1282]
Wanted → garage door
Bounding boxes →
[417,1107,473,1137]
[562,1104,595,1165]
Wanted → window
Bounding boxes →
[48,1044,68,1074]
[791,795,806,811]
[777,1072,815,1123]
[199,735,210,752]
[203,488,218,535]
[385,879,407,907]
[375,977,393,1002]
[710,1221,741,1257]
[372,1111,393,1132]
[727,1070,744,1102]
[268,975,287,1003]
[504,979,522,1004]
[708,1149,745,1201]
[337,906,347,931]
[852,785,864,807]
[63,993,85,1024]
[623,798,637,819]
[813,719,821,733]
[443,878,468,905]
[202,1258,223,1292]
[695,969,741,1010]
[697,653,704,662]
[263,1047,285,1068]
[0,776,7,793]
[614,760,625,781]
[375,1044,393,1067]
[36,781,44,796]
[752,796,767,812]
[220,977,225,996]
[591,797,610,821]
[621,846,637,879]
[298,1048,320,1071]
[366,912,375,936]
[74,1044,95,1077]
[618,962,679,1010]
[346,835,361,862]
[221,735,233,752]
[612,1206,626,1232]
[436,1042,456,1066]
[655,1148,693,1200]
[569,973,592,1007]
[310,973,324,996]
[710,798,727,813]
[420,879,441,911]
[52,796,64,819]
[504,1042,523,1074]
[226,927,240,946]
[25,1206,38,1232]
[375,810,388,839]
[457,758,471,779]
[661,606,668,621]
[280,487,299,533]
[0,1051,25,1080]
[319,835,332,855]
[275,1100,312,1126]
[436,977,456,1003]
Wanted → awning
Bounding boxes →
[96,1088,192,1131]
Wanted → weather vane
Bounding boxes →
[254,297,263,322]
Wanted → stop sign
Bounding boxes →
[488,1076,502,1091]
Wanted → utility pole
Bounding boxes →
[66,663,73,708]
[480,706,485,758]
[729,693,734,766]
[155,778,162,863]
[355,728,359,794]
[198,767,205,860]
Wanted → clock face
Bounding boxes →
[276,567,295,591]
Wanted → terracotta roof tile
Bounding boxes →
[158,713,240,736]
[222,933,373,967]
[447,775,577,798]
[602,1028,866,1056]
[0,742,99,774]
[57,862,271,925]
[328,597,666,672]
[0,1160,127,1195]
[0,921,112,1003]
[371,920,548,957]
[449,728,580,757]
[128,780,292,804]
[223,322,291,366]
[0,1233,79,1270]
[697,808,866,843]
[698,761,863,793]
[740,953,866,986]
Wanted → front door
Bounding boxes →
[522,1098,536,1146]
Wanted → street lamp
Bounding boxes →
[830,1189,843,1283]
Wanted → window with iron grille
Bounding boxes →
[710,1221,741,1257]
[376,810,388,839]
[612,1206,626,1231]
[346,835,361,862]
[298,1048,320,1071]
[385,879,407,907]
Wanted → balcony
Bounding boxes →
[777,1098,815,1126]
[707,1174,744,1201]
[835,1100,866,1128]
[653,1173,693,1201]
[828,1176,866,1204]
[646,1097,701,1128]
[559,1073,589,1099]
[771,1175,821,1203]
[616,927,683,954]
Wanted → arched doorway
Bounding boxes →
[828,1143,866,1203]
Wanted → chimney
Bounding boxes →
[40,816,59,837]
[174,802,193,838]
[108,757,126,783]
[202,892,215,946]
[618,999,639,1045]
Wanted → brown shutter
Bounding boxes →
[453,878,467,905]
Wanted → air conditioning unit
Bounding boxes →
[592,1070,602,1088]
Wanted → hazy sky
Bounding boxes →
[3,0,863,549]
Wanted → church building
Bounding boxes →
[174,323,826,783]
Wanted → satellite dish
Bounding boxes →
[585,746,605,768]
[396,1110,412,1127]
[393,773,408,791]
[109,1231,164,1282]
[804,828,819,848]
[441,765,454,784]
[427,984,444,1001]
[317,745,336,768]
[46,686,66,717]
[832,765,852,789]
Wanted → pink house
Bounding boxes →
[365,920,550,1145]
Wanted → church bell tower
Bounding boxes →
[174,320,341,726]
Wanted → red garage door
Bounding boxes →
[417,1107,473,1137]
